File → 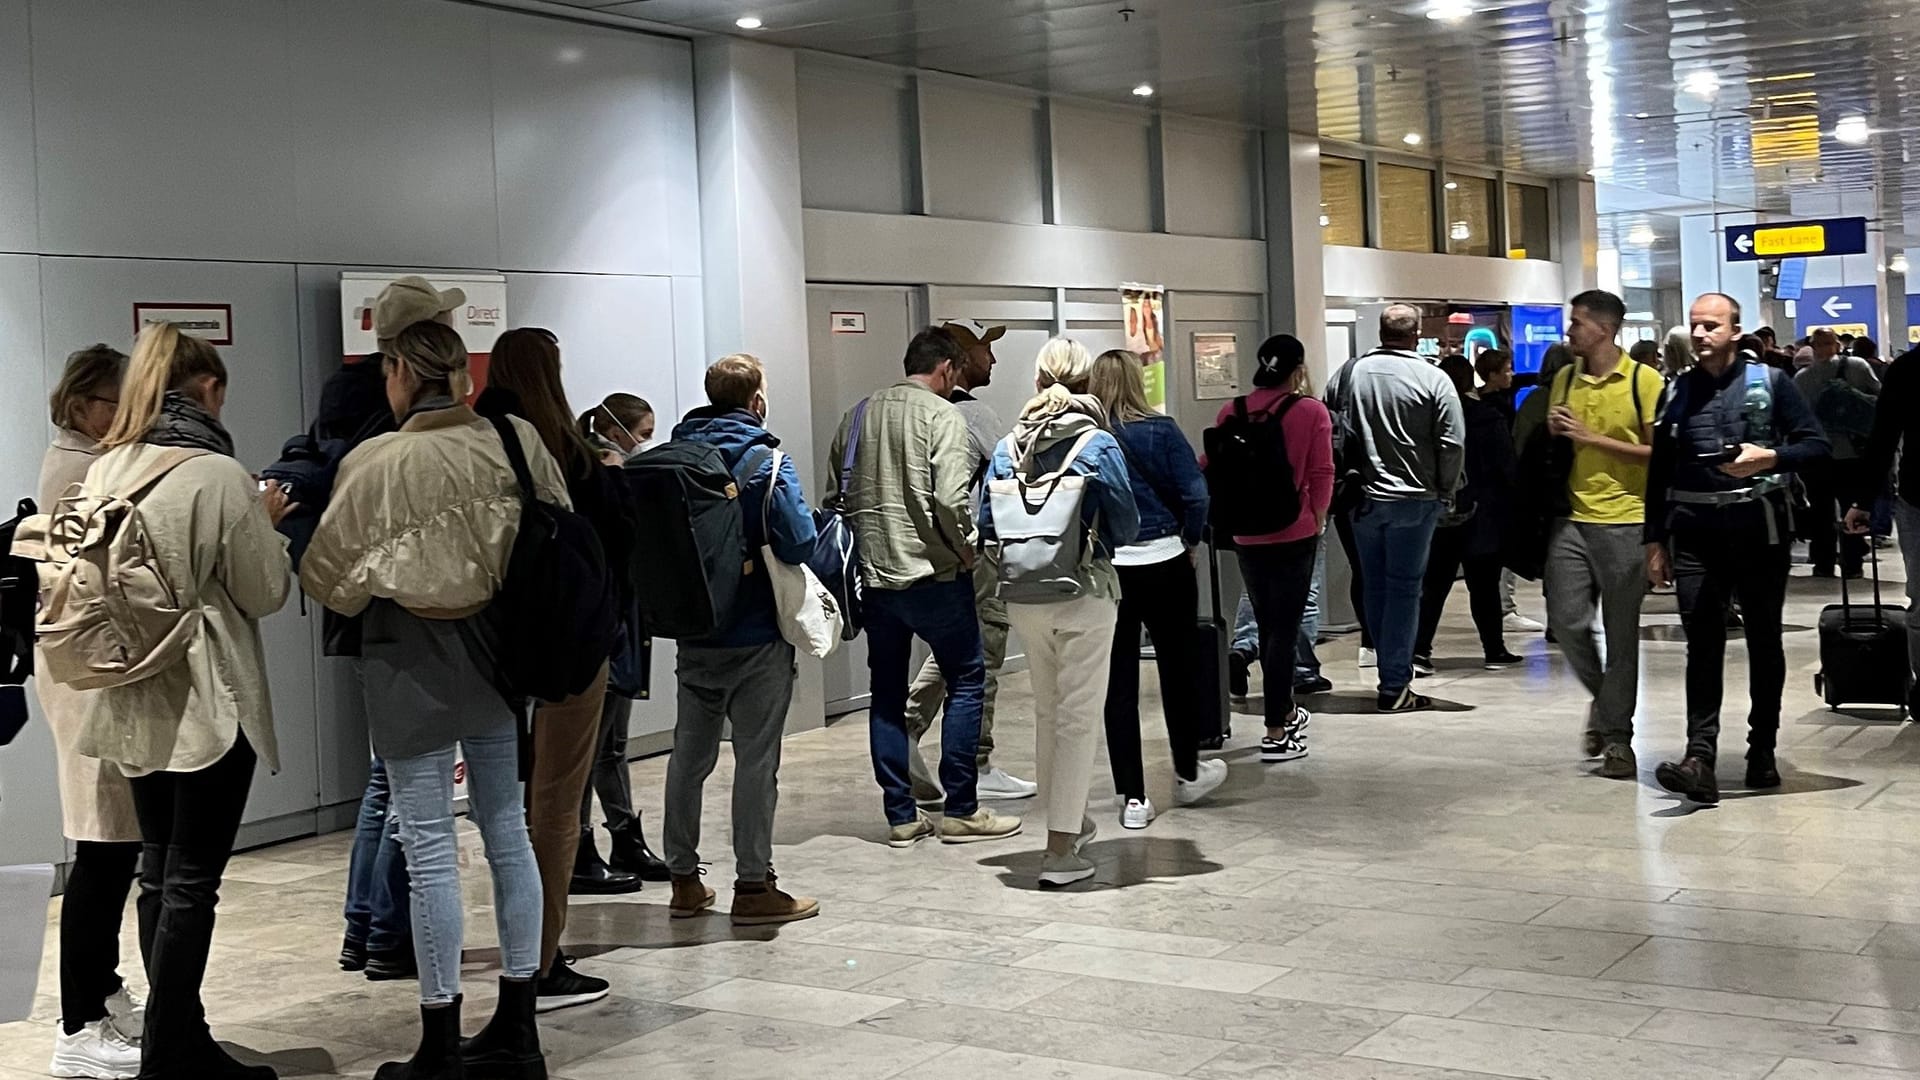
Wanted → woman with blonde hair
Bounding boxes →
[37,344,146,1079]
[1085,350,1220,830]
[71,323,293,1079]
[303,321,564,1080]
[979,337,1139,887]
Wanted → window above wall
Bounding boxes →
[1321,141,1558,263]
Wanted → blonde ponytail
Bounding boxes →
[100,323,226,449]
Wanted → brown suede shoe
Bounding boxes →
[730,876,820,926]
[669,874,716,919]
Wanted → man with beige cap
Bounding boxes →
[902,320,1037,803]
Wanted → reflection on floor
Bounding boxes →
[7,565,1920,1079]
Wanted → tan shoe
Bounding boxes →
[888,813,936,848]
[669,873,715,919]
[730,874,820,926]
[939,808,1023,844]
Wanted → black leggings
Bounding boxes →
[59,840,142,1033]
[1104,554,1203,799]
[1239,537,1320,730]
[1416,525,1507,660]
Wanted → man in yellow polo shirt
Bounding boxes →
[1544,290,1665,779]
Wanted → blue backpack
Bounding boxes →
[811,399,869,641]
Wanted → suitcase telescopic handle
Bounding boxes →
[1839,534,1887,628]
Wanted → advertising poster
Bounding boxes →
[340,272,508,399]
[1122,283,1167,412]
[1192,332,1240,400]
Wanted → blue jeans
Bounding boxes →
[866,574,985,825]
[1351,498,1443,695]
[1234,538,1326,684]
[386,731,542,1004]
[342,756,411,952]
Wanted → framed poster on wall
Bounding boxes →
[340,272,508,396]
[1122,282,1167,412]
[1192,332,1239,400]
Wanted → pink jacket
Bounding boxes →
[1212,388,1334,545]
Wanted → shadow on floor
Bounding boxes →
[974,835,1225,892]
[226,1041,341,1078]
[461,905,794,962]
[1648,763,1865,814]
[1306,692,1473,714]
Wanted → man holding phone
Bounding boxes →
[1642,293,1829,805]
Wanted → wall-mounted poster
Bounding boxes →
[1192,332,1239,400]
[1122,282,1167,412]
[340,272,508,398]
[134,303,233,345]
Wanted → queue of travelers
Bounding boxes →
[13,269,1902,1079]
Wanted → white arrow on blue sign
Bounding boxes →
[1794,285,1878,340]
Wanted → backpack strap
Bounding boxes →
[838,399,870,498]
[99,448,211,503]
[737,446,778,536]
[485,415,538,503]
[1019,427,1104,485]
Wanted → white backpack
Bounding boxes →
[12,449,207,689]
[987,428,1102,605]
[754,449,843,658]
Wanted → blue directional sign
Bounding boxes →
[1775,258,1807,301]
[1794,285,1877,340]
[1726,217,1869,262]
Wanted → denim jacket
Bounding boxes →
[1111,415,1209,546]
[978,414,1141,601]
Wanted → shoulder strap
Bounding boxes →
[485,415,537,502]
[753,448,783,537]
[1232,396,1249,421]
[1552,364,1575,405]
[1021,427,1104,485]
[101,448,212,503]
[1272,392,1306,421]
[838,398,869,497]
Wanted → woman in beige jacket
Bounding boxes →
[38,345,148,1079]
[74,323,293,1080]
[302,321,566,1080]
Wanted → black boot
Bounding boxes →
[1745,748,1782,789]
[569,827,641,895]
[461,977,546,1080]
[375,997,464,1080]
[607,818,671,882]
[366,943,419,981]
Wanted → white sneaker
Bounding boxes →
[1357,646,1377,669]
[1121,798,1157,830]
[51,1021,139,1079]
[1176,759,1228,806]
[976,767,1038,801]
[1504,612,1545,633]
[103,986,143,1042]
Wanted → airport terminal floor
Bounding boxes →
[6,562,1920,1080]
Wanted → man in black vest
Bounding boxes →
[1643,293,1829,805]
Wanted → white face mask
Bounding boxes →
[625,438,656,459]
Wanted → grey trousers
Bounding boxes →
[1544,519,1648,741]
[664,640,796,883]
[905,550,1008,770]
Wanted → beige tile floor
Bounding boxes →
[8,560,1920,1079]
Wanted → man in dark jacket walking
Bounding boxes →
[661,354,821,926]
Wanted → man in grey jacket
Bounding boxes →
[903,322,1036,804]
[1794,327,1879,579]
[1339,304,1465,712]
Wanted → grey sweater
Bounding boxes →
[1335,348,1466,502]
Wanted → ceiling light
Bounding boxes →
[734,15,764,29]
[1450,221,1472,241]
[1894,254,1911,275]
[1835,115,1872,145]
[1403,132,1423,146]
[1320,214,1332,227]
[1633,112,1650,119]
[1621,267,1642,283]
[1627,223,1657,246]
[1426,0,1474,20]
[1132,83,1155,98]
[1681,71,1721,98]
[1444,181,1458,190]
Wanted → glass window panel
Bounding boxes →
[1445,174,1496,257]
[1507,182,1552,260]
[1319,157,1366,247]
[1377,164,1435,253]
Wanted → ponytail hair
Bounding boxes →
[100,323,226,449]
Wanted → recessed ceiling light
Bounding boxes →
[735,15,764,29]
[1835,114,1872,145]
[1621,267,1642,283]
[1320,214,1332,227]
[1426,0,1474,20]
[1444,180,1458,190]
[1403,132,1423,146]
[1633,111,1650,119]
[1681,71,1721,98]
[1450,221,1472,241]
[1132,83,1155,98]
[1894,254,1911,274]
[1628,223,1657,246]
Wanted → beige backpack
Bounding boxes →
[12,449,207,689]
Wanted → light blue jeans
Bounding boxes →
[1351,498,1444,696]
[1232,536,1325,683]
[386,731,543,1004]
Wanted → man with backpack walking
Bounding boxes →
[1332,305,1465,713]
[1538,289,1665,779]
[661,354,821,925]
[832,330,1023,847]
[1645,292,1830,805]
[1795,327,1879,580]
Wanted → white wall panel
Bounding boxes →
[920,82,1045,225]
[1322,244,1564,305]
[30,0,297,260]
[490,12,698,276]
[796,60,914,215]
[1166,120,1259,240]
[287,0,499,268]
[504,272,680,423]
[1052,104,1154,233]
[0,0,36,252]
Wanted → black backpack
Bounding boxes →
[260,431,350,570]
[811,398,870,641]
[1202,394,1305,541]
[0,499,31,744]
[622,439,749,640]
[483,416,618,704]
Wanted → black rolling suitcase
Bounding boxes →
[1195,537,1233,750]
[1815,545,1911,714]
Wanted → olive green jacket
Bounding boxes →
[829,380,979,590]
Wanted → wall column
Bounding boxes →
[1261,133,1328,386]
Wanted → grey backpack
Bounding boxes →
[987,428,1102,605]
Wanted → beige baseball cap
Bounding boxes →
[373,275,466,341]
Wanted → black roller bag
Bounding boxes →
[1195,537,1233,750]
[1815,545,1911,714]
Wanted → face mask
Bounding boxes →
[625,438,656,459]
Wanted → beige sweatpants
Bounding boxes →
[1006,594,1118,832]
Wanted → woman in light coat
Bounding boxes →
[37,345,147,1079]
[75,323,293,1079]
[302,321,567,1080]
